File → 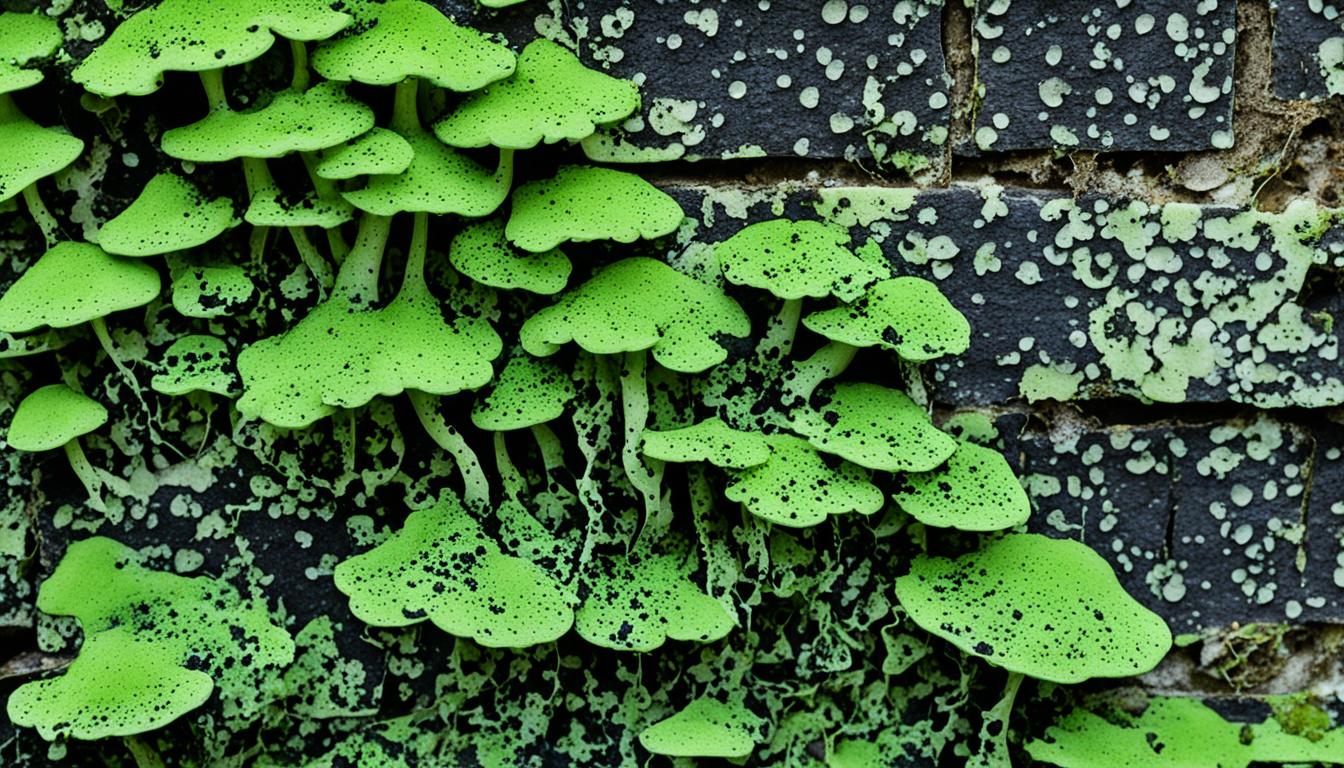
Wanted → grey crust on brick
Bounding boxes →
[972,0,1237,152]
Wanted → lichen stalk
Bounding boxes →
[408,390,489,509]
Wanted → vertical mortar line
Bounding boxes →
[941,0,978,185]
[1294,429,1317,587]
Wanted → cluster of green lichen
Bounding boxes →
[2,2,1343,768]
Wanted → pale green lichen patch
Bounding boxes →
[333,495,573,647]
[98,173,234,256]
[790,382,956,473]
[6,537,294,740]
[434,39,640,150]
[311,0,513,90]
[72,0,352,96]
[642,417,770,469]
[0,12,62,95]
[506,166,685,252]
[891,440,1029,531]
[521,257,749,373]
[895,534,1172,684]
[8,384,107,451]
[0,242,159,332]
[161,82,374,162]
[449,218,571,295]
[170,262,256,319]
[151,335,237,397]
[803,277,971,361]
[724,433,883,527]
[638,696,766,759]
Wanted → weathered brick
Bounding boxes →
[972,0,1237,151]
[1271,0,1344,99]
[567,0,951,171]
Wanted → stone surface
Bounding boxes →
[654,182,1344,409]
[972,0,1237,152]
[568,0,951,171]
[1271,0,1344,99]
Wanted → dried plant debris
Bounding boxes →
[571,0,950,170]
[1270,0,1344,99]
[973,0,1236,151]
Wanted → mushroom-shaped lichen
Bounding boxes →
[151,335,237,397]
[891,440,1030,531]
[6,536,295,740]
[314,128,414,180]
[641,417,770,469]
[469,352,576,503]
[0,12,62,95]
[639,697,767,760]
[160,81,374,162]
[311,0,514,91]
[98,173,234,257]
[434,39,639,150]
[803,277,970,361]
[575,535,735,652]
[449,218,571,295]
[0,242,160,393]
[333,494,573,647]
[895,534,1172,768]
[339,77,512,220]
[70,0,351,97]
[7,384,108,511]
[238,214,501,428]
[471,353,575,433]
[716,217,883,356]
[716,218,882,303]
[789,383,956,473]
[724,434,883,527]
[522,257,748,372]
[0,100,84,246]
[506,165,685,252]
[521,257,748,514]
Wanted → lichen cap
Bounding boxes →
[803,276,972,361]
[98,173,234,256]
[638,697,766,760]
[311,0,514,91]
[333,495,573,647]
[0,242,161,333]
[71,0,352,97]
[314,128,414,180]
[789,382,956,473]
[471,353,575,431]
[641,417,770,469]
[894,533,1173,684]
[0,106,84,204]
[724,433,883,527]
[891,440,1030,531]
[341,131,512,217]
[0,12,62,94]
[433,39,640,150]
[519,257,750,373]
[5,537,294,740]
[161,82,375,161]
[506,165,685,252]
[449,218,571,295]
[7,384,108,451]
[716,218,883,302]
